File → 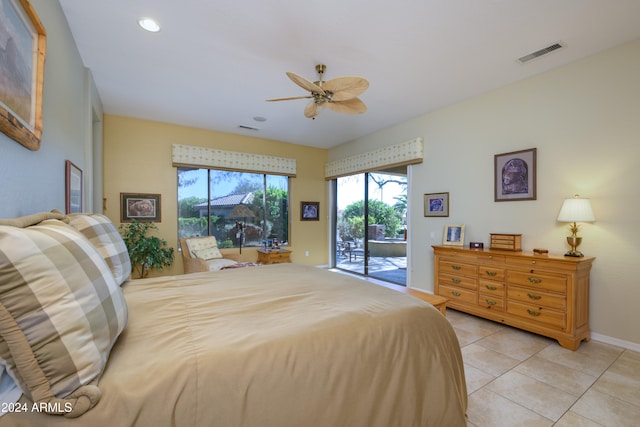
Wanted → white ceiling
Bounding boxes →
[58,0,640,149]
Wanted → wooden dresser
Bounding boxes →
[433,245,595,350]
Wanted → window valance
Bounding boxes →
[172,144,297,177]
[324,137,423,179]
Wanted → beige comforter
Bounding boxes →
[1,264,467,426]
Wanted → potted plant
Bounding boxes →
[119,221,174,278]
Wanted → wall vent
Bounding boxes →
[517,42,564,64]
[239,125,259,131]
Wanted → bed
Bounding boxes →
[0,213,467,426]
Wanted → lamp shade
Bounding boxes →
[557,195,595,223]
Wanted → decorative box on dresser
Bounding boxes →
[432,245,595,350]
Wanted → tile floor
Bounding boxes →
[445,309,640,426]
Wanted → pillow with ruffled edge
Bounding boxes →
[67,213,132,285]
[0,211,67,414]
[0,219,128,418]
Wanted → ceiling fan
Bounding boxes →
[267,64,369,119]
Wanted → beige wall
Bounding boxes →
[330,39,640,349]
[103,115,328,276]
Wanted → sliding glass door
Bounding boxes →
[336,174,366,276]
[334,167,407,285]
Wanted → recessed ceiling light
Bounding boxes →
[253,116,267,122]
[138,18,160,33]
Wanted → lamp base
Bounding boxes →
[564,236,584,257]
[564,250,584,257]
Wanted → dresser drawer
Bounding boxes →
[479,294,505,311]
[270,252,289,261]
[474,253,506,264]
[479,279,504,296]
[507,301,565,330]
[478,267,505,281]
[438,284,477,304]
[506,256,576,272]
[507,271,566,294]
[439,273,477,290]
[508,286,566,311]
[439,260,476,277]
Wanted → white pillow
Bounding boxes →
[193,246,223,260]
[185,236,218,258]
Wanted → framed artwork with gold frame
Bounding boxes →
[0,0,47,151]
[443,224,465,246]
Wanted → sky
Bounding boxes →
[178,169,406,211]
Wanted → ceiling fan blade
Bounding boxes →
[323,76,369,101]
[266,95,313,102]
[286,72,326,95]
[304,102,321,118]
[326,97,367,115]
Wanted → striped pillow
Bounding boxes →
[68,213,132,285]
[0,219,128,418]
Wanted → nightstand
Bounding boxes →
[257,249,292,264]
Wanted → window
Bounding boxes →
[177,167,289,248]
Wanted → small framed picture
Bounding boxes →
[424,192,449,217]
[120,193,161,222]
[495,148,537,202]
[443,224,465,246]
[65,160,83,214]
[301,201,319,221]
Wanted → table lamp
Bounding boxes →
[556,195,595,257]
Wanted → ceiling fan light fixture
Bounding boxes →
[138,17,161,33]
[267,64,368,118]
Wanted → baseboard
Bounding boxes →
[591,332,640,352]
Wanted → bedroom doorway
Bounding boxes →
[334,166,407,285]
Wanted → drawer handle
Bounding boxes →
[527,309,541,317]
[451,291,461,297]
[527,293,541,300]
[527,277,542,284]
[485,285,497,291]
[451,278,461,284]
[485,300,496,306]
[485,271,497,277]
[451,265,462,270]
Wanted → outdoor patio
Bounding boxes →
[335,253,407,285]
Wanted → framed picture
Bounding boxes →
[494,148,537,201]
[300,201,319,221]
[443,224,465,246]
[120,193,161,222]
[0,0,47,151]
[65,160,82,214]
[424,192,449,217]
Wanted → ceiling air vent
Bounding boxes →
[517,42,564,64]
[239,125,259,131]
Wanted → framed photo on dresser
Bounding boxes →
[442,224,465,246]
